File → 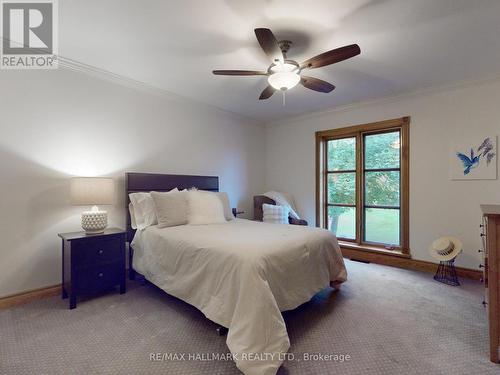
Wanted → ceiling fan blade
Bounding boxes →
[254,28,284,64]
[259,85,276,100]
[300,76,335,93]
[212,70,267,76]
[300,44,360,69]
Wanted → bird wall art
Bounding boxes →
[451,136,497,180]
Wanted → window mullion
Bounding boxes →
[356,132,363,245]
[323,139,328,229]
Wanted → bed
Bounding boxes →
[126,173,347,375]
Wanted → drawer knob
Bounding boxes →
[98,272,104,277]
[98,250,104,255]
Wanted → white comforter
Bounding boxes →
[131,219,347,375]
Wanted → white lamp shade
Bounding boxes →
[70,177,115,206]
[268,71,300,90]
[267,62,300,90]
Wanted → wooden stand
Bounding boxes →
[433,259,460,286]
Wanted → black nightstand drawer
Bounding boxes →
[73,237,123,267]
[75,262,123,293]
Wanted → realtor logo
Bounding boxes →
[1,0,58,69]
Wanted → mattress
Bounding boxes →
[131,218,347,375]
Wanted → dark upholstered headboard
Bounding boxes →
[125,172,219,242]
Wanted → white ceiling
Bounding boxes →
[60,0,500,122]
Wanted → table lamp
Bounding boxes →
[70,177,115,234]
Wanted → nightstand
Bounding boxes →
[58,228,126,309]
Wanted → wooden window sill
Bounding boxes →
[339,241,411,258]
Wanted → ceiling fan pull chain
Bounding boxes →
[282,90,286,107]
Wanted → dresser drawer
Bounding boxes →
[73,236,124,267]
[75,262,123,293]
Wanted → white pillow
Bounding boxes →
[188,190,226,225]
[129,188,178,229]
[262,203,290,225]
[216,192,234,221]
[186,189,234,220]
[128,203,138,230]
[151,191,188,228]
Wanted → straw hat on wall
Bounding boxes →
[428,236,463,261]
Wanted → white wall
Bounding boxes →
[0,68,265,298]
[2,68,498,298]
[265,79,500,270]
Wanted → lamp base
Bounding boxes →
[81,210,108,234]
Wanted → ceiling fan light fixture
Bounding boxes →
[268,62,300,91]
[213,28,360,100]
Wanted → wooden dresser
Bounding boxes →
[481,205,500,363]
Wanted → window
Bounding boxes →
[316,117,410,255]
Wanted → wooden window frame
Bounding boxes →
[315,117,410,257]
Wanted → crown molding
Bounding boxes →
[0,37,261,125]
[57,56,262,126]
[265,72,500,128]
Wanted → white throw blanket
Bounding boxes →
[262,191,300,219]
[132,219,347,375]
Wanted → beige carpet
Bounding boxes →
[0,260,498,374]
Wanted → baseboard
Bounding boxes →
[0,284,61,310]
[0,253,482,311]
[341,247,482,281]
[1,268,131,310]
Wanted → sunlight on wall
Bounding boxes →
[0,128,137,177]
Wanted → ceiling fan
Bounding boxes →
[213,28,361,102]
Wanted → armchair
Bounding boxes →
[253,195,308,226]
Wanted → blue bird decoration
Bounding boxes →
[456,148,480,175]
